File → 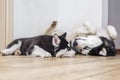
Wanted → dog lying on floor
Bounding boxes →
[1,21,75,58]
[71,22,118,56]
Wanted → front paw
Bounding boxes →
[56,49,67,58]
[43,53,52,58]
[14,50,21,56]
[31,52,52,58]
[63,49,76,57]
[56,52,64,58]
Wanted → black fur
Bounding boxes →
[88,43,104,56]
[87,37,116,56]
[100,37,116,56]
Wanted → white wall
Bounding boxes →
[58,0,103,32]
[108,0,120,49]
[102,0,108,28]
[14,0,58,39]
[14,0,104,39]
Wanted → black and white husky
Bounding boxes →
[71,22,118,56]
[1,33,73,57]
[1,21,75,58]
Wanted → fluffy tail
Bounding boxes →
[107,25,117,40]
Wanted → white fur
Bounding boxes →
[107,25,117,39]
[30,45,51,57]
[82,22,118,40]
[99,48,107,56]
[73,36,103,55]
[83,21,97,35]
[75,36,102,49]
[67,27,87,42]
[96,28,110,39]
[81,50,89,55]
[56,49,75,57]
[56,49,67,57]
[1,41,22,55]
[62,49,75,57]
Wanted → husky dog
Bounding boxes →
[71,22,117,56]
[1,32,71,57]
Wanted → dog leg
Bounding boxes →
[107,25,117,40]
[1,40,22,56]
[56,49,67,58]
[44,21,57,35]
[63,49,76,57]
[56,49,75,58]
[99,48,107,56]
[83,21,97,35]
[14,50,21,56]
[30,45,52,58]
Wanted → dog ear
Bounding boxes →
[52,34,61,47]
[61,32,67,38]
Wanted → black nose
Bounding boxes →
[73,41,78,46]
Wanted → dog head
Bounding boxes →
[52,32,70,52]
[71,36,103,55]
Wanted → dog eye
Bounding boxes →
[83,46,91,50]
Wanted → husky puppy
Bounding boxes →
[71,22,117,56]
[1,32,71,57]
[71,35,116,56]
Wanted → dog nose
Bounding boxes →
[73,41,78,46]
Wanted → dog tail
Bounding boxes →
[44,21,57,35]
[107,25,117,40]
[83,21,97,35]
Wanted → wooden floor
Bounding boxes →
[0,53,120,80]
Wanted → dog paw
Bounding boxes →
[31,45,52,58]
[56,49,67,58]
[2,54,8,56]
[0,51,9,56]
[56,52,64,58]
[31,52,52,58]
[43,53,52,58]
[63,49,76,57]
[14,50,21,56]
[0,49,13,56]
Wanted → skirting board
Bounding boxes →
[116,49,120,54]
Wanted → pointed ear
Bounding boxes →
[52,34,61,47]
[61,32,67,38]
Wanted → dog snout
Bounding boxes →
[73,41,78,46]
